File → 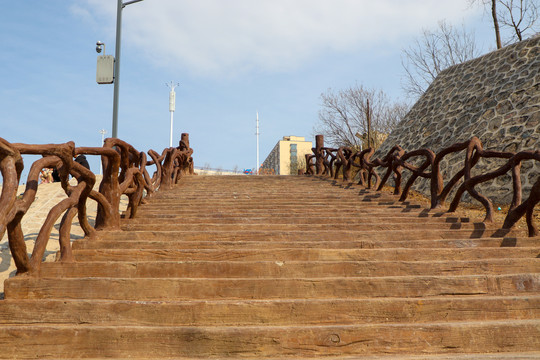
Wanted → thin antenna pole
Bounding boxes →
[166,81,179,147]
[366,99,371,149]
[169,110,174,147]
[256,111,260,175]
[99,129,107,175]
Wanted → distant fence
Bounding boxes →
[194,166,243,175]
[193,167,276,175]
[0,133,194,275]
[304,135,539,237]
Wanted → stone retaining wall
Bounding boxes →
[376,35,540,205]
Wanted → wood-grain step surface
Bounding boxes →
[0,321,538,358]
[2,175,538,358]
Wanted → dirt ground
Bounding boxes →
[376,184,539,234]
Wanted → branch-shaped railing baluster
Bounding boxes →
[89,144,122,231]
[447,138,514,223]
[0,139,23,247]
[140,151,158,198]
[394,149,435,203]
[351,148,379,189]
[367,145,404,195]
[305,153,316,175]
[336,147,354,182]
[504,175,540,237]
[304,134,539,237]
[322,148,337,178]
[9,142,78,273]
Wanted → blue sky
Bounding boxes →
[1,1,505,174]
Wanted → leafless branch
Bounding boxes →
[471,0,539,47]
[314,85,409,150]
[401,20,480,98]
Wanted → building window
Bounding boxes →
[290,143,298,174]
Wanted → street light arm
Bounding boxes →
[123,0,144,8]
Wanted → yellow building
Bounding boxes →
[261,136,313,175]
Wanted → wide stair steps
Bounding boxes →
[1,175,539,359]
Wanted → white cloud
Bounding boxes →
[77,0,482,77]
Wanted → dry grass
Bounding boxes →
[338,168,538,233]
[375,184,539,233]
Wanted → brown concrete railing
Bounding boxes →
[304,135,539,237]
[0,134,194,275]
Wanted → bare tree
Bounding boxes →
[499,0,539,41]
[472,0,503,48]
[401,20,481,98]
[491,0,503,48]
[314,84,409,150]
[472,0,539,47]
[403,1,538,98]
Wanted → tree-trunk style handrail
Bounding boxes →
[305,135,539,237]
[0,134,195,275]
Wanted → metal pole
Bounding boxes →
[366,99,371,149]
[110,0,144,138]
[99,129,107,175]
[166,82,178,148]
[256,112,260,175]
[112,0,123,138]
[169,111,174,147]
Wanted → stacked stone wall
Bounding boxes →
[376,36,540,205]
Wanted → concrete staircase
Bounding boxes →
[1,175,539,359]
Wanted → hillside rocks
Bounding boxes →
[377,35,540,204]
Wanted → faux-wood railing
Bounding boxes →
[304,135,539,237]
[0,133,194,275]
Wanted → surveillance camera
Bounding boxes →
[96,41,104,53]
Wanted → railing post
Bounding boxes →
[315,135,324,175]
[180,133,190,149]
[179,132,194,175]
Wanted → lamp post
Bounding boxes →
[111,0,144,138]
[166,82,179,147]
